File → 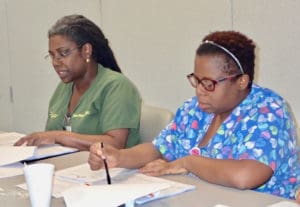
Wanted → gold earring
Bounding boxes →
[86,58,90,63]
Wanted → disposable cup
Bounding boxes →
[23,163,55,207]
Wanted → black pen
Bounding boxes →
[101,142,111,185]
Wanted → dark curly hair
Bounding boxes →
[197,31,255,86]
[48,14,122,73]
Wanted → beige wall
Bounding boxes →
[0,0,12,130]
[0,0,299,133]
[100,0,300,128]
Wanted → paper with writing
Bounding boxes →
[63,183,170,207]
[19,163,195,204]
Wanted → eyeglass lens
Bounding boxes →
[188,74,216,91]
[45,47,80,61]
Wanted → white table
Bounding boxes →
[0,151,294,207]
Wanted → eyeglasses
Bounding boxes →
[187,73,242,92]
[44,46,81,61]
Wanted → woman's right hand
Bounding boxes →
[13,131,58,146]
[88,142,121,171]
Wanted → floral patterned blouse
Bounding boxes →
[153,84,300,199]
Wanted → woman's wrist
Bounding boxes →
[53,130,65,144]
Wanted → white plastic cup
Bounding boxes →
[23,163,55,207]
[125,200,135,207]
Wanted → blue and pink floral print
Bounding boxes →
[153,84,300,199]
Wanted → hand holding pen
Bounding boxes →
[101,142,111,185]
[88,142,120,178]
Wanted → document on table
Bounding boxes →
[0,146,35,178]
[0,132,78,178]
[0,132,79,162]
[0,162,24,178]
[0,146,36,166]
[18,163,196,205]
[63,183,171,207]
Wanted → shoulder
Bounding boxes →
[249,84,286,107]
[96,65,137,89]
[92,65,141,100]
[247,84,293,120]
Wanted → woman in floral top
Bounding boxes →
[89,31,300,201]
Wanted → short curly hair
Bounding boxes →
[197,31,256,85]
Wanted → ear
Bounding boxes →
[82,43,93,59]
[238,74,250,90]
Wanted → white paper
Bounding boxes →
[0,132,26,146]
[0,146,36,166]
[55,163,134,184]
[18,162,195,204]
[0,162,24,178]
[0,132,78,162]
[17,165,135,198]
[18,177,78,198]
[63,183,170,207]
[56,164,195,202]
[135,176,196,204]
[25,144,78,161]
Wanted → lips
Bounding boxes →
[198,102,208,108]
[198,100,210,111]
[56,70,69,80]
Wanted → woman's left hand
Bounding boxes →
[139,158,188,176]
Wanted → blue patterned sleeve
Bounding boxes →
[152,99,194,161]
[238,99,299,173]
[229,94,300,198]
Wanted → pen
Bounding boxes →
[101,142,111,185]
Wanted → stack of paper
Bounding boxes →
[0,132,78,162]
[18,163,195,205]
[0,146,36,178]
[63,183,171,207]
[0,146,36,166]
[0,132,78,178]
[53,163,195,205]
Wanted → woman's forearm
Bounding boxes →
[118,143,162,169]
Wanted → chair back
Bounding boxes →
[140,104,174,143]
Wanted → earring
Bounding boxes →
[86,58,90,63]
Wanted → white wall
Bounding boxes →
[0,0,102,133]
[233,0,300,127]
[0,0,12,130]
[100,0,300,127]
[0,0,299,133]
[100,0,232,112]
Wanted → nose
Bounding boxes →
[51,56,63,67]
[196,84,208,97]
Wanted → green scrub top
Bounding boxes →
[45,64,141,148]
